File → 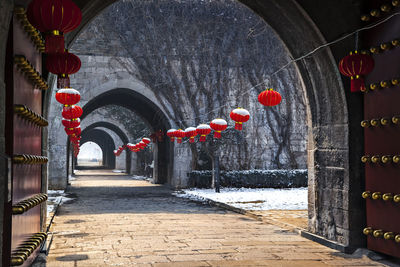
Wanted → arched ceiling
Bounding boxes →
[66,0,362,65]
[81,128,116,150]
[81,88,171,133]
[81,121,130,144]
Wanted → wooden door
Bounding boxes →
[4,8,48,266]
[362,3,400,258]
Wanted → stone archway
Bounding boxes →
[81,88,173,185]
[78,128,116,169]
[60,0,362,250]
[0,0,366,255]
[79,121,132,172]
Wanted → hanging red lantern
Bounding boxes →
[258,89,282,106]
[47,52,81,88]
[175,129,186,144]
[27,0,82,53]
[126,143,134,151]
[339,51,374,92]
[62,105,82,119]
[64,127,75,136]
[142,138,151,144]
[70,135,81,141]
[70,135,81,144]
[62,118,80,128]
[167,129,176,142]
[210,119,227,139]
[185,127,197,143]
[55,88,80,106]
[230,108,250,130]
[73,127,81,136]
[138,141,147,149]
[196,124,212,142]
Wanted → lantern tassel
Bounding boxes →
[351,76,366,92]
[214,131,221,139]
[45,33,65,54]
[235,122,243,131]
[57,74,70,88]
[199,135,206,142]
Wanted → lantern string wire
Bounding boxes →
[166,11,400,128]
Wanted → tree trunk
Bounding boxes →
[212,155,220,193]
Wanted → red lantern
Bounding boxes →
[27,0,82,53]
[64,127,75,136]
[230,108,250,130]
[70,135,81,144]
[138,141,147,149]
[142,138,151,144]
[175,129,186,144]
[167,129,176,142]
[62,118,80,128]
[113,150,119,156]
[210,119,227,139]
[62,105,82,119]
[126,143,133,151]
[185,127,197,143]
[47,52,81,88]
[73,127,81,136]
[258,89,282,106]
[55,88,80,105]
[196,124,212,142]
[339,51,374,92]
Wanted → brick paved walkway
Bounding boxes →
[46,173,387,266]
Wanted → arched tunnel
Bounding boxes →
[77,88,172,184]
[75,121,132,172]
[2,0,400,265]
[77,128,116,170]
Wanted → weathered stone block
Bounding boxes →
[313,149,347,169]
[312,124,349,150]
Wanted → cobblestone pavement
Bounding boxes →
[46,173,388,267]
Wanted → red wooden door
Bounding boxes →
[4,8,48,266]
[362,4,400,258]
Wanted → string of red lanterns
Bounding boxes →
[27,0,284,156]
[27,0,84,157]
[165,88,284,144]
[115,137,153,156]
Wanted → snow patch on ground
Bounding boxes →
[174,187,307,210]
[130,175,152,181]
[47,190,75,215]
